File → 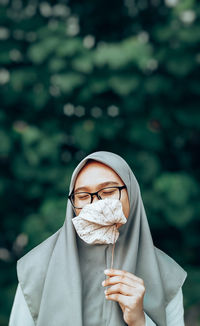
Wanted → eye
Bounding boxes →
[100,188,117,196]
[76,193,90,200]
[102,190,115,194]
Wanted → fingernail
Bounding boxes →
[104,269,110,274]
[104,290,107,295]
[102,281,105,286]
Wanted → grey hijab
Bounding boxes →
[17,151,187,326]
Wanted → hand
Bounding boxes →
[102,269,145,326]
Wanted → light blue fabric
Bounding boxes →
[9,285,34,326]
[9,285,185,326]
[15,151,187,326]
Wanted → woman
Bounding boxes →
[9,151,187,326]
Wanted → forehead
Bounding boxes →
[74,160,124,188]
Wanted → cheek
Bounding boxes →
[122,195,130,219]
[75,208,81,216]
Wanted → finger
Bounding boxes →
[105,283,134,296]
[105,293,130,307]
[104,269,144,285]
[102,276,137,288]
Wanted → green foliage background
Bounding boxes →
[0,0,200,324]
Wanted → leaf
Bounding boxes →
[28,37,61,64]
[0,131,11,156]
[94,37,153,70]
[51,72,85,93]
[108,75,139,95]
[72,120,98,151]
[56,38,83,57]
[72,54,94,73]
[154,173,198,205]
[128,121,163,151]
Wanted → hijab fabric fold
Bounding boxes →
[17,151,187,326]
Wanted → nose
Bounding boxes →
[91,193,101,204]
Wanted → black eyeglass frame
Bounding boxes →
[68,185,127,209]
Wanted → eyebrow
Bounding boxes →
[74,181,120,193]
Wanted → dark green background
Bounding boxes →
[0,0,200,325]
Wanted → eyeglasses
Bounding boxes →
[68,185,126,209]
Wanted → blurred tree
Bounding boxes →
[0,0,200,324]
